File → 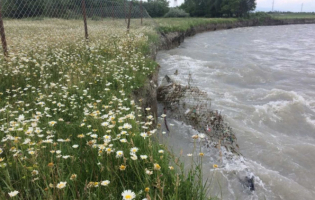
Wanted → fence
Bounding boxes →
[0,0,155,57]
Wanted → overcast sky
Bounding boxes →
[169,0,315,12]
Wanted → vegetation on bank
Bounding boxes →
[0,19,212,199]
[156,18,237,33]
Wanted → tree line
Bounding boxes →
[180,0,256,17]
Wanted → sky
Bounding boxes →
[169,0,315,12]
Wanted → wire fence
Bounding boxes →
[0,0,156,57]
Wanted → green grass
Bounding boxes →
[0,19,215,199]
[155,18,237,33]
[270,13,315,19]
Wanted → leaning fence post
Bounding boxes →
[127,1,132,32]
[0,0,8,57]
[81,0,88,40]
[140,0,143,25]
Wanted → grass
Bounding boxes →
[155,18,237,33]
[270,13,315,19]
[0,18,214,199]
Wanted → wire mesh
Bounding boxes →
[0,0,156,56]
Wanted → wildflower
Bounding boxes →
[213,164,218,169]
[122,190,136,200]
[93,182,99,187]
[130,147,139,154]
[145,187,150,192]
[158,150,164,154]
[101,180,110,186]
[56,181,67,189]
[77,134,85,138]
[0,158,5,162]
[49,183,54,188]
[72,144,79,148]
[199,153,204,157]
[120,139,127,143]
[169,166,174,170]
[116,151,124,158]
[0,148,3,154]
[161,114,166,118]
[187,154,192,157]
[70,174,77,181]
[28,150,35,155]
[154,163,161,171]
[140,155,148,160]
[8,190,19,197]
[119,165,126,171]
[106,148,113,154]
[48,121,57,126]
[130,154,138,160]
[31,170,39,176]
[140,132,148,139]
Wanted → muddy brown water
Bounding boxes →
[157,24,315,200]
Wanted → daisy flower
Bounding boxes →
[122,190,136,200]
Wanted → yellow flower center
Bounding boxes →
[125,195,132,199]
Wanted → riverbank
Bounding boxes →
[146,17,315,149]
[155,23,315,200]
[157,18,315,50]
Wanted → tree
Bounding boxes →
[181,0,256,18]
[142,0,169,18]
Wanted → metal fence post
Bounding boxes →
[127,1,132,32]
[0,0,8,57]
[81,0,88,40]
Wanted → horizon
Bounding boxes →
[167,0,315,12]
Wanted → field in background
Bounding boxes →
[270,13,315,19]
[3,18,156,55]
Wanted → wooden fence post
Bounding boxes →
[140,0,143,25]
[81,0,88,40]
[0,0,8,57]
[127,1,132,32]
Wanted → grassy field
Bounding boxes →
[0,19,214,199]
[155,18,237,33]
[270,13,315,19]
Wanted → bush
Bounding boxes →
[164,8,190,18]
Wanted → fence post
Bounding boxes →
[111,2,114,19]
[124,0,126,23]
[140,0,143,25]
[0,0,8,57]
[127,1,132,32]
[81,0,88,40]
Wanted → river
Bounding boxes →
[156,24,315,200]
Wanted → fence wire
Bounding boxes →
[0,0,156,56]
